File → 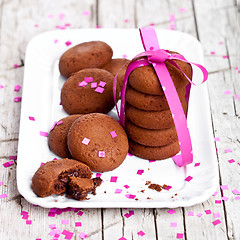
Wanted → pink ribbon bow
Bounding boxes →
[113,27,208,167]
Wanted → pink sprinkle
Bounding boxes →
[137,231,145,236]
[137,170,144,175]
[119,237,127,240]
[98,151,105,158]
[65,41,72,46]
[215,200,222,204]
[115,189,122,194]
[224,149,231,153]
[14,97,22,102]
[82,137,90,145]
[14,64,19,68]
[228,159,235,163]
[95,86,104,93]
[125,194,136,199]
[124,185,129,189]
[91,82,97,88]
[0,194,7,198]
[54,39,58,44]
[26,220,32,225]
[214,212,221,218]
[221,185,228,190]
[205,209,212,215]
[194,162,200,167]
[224,91,232,95]
[222,55,228,59]
[235,196,240,200]
[168,209,176,215]
[78,232,88,239]
[62,219,69,224]
[3,161,14,168]
[99,81,106,87]
[212,219,221,226]
[214,137,220,141]
[221,196,229,201]
[179,7,186,12]
[9,156,17,160]
[96,173,102,178]
[170,222,177,227]
[79,81,88,87]
[82,11,91,16]
[188,211,194,216]
[84,77,93,83]
[176,233,184,239]
[110,176,118,182]
[213,191,218,196]
[0,84,4,89]
[77,211,84,216]
[232,189,240,195]
[40,131,48,137]
[62,230,74,239]
[110,131,117,138]
[197,213,203,217]
[59,13,65,20]
[122,54,127,58]
[29,116,35,121]
[14,85,21,92]
[75,222,82,227]
[210,51,215,55]
[185,176,193,182]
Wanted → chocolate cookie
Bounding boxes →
[67,113,129,172]
[61,68,119,114]
[125,120,178,146]
[59,41,113,78]
[102,58,130,90]
[48,114,83,158]
[129,140,180,160]
[32,159,92,197]
[125,86,186,111]
[125,101,187,130]
[128,55,192,95]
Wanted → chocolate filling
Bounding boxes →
[67,189,88,201]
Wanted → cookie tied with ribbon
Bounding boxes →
[113,27,208,167]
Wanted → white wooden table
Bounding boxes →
[0,0,239,239]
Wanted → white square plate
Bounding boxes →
[17,29,218,208]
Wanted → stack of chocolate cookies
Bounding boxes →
[125,55,192,160]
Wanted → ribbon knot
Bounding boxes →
[148,49,170,64]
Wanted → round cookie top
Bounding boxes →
[128,54,192,95]
[59,41,113,78]
[67,113,129,172]
[61,68,118,114]
[48,114,83,158]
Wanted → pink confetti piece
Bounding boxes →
[228,159,235,164]
[48,212,55,217]
[110,176,118,182]
[165,185,172,191]
[176,233,184,239]
[214,137,220,141]
[78,232,88,239]
[197,213,203,217]
[137,170,144,175]
[219,41,224,45]
[0,194,8,198]
[59,13,65,20]
[3,161,14,168]
[210,51,215,55]
[179,7,186,12]
[224,91,232,95]
[124,213,132,218]
[115,189,122,194]
[118,237,127,240]
[205,210,212,215]
[79,81,88,87]
[0,182,3,186]
[188,211,194,216]
[49,224,56,229]
[48,14,54,18]
[96,25,101,28]
[96,173,102,178]
[95,86,104,93]
[65,41,72,46]
[168,209,176,215]
[9,156,17,160]
[14,97,22,102]
[14,85,21,92]
[40,131,48,137]
[34,24,39,28]
[62,230,74,239]
[150,22,155,26]
[62,219,69,225]
[169,13,176,22]
[22,214,29,220]
[13,64,19,68]
[124,185,129,189]
[214,212,221,218]
[91,82,97,88]
[124,19,129,23]
[221,185,229,190]
[26,220,32,225]
[110,131,117,138]
[194,162,200,167]
[84,77,93,83]
[77,211,84,216]
[98,151,105,157]
[185,176,193,182]
[212,219,221,226]
[222,55,228,59]
[0,84,4,89]
[99,81,106,87]
[127,153,133,157]
[232,189,240,195]
[29,116,35,121]
[125,194,136,199]
[54,39,58,44]
[215,200,222,204]
[235,196,240,200]
[122,54,127,58]
[129,210,134,215]
[170,222,177,227]
[221,196,229,201]
[137,231,145,236]
[224,149,231,153]
[56,120,63,125]
[75,222,82,227]
[82,11,91,16]
[148,160,156,163]
[82,137,90,145]
[213,191,218,196]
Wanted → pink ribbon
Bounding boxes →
[113,27,208,167]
